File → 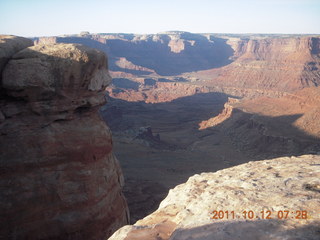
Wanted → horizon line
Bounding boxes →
[5,31,320,38]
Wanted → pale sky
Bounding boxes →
[0,0,319,37]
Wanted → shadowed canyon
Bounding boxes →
[1,32,320,239]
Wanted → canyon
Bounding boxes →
[46,32,318,226]
[0,31,319,239]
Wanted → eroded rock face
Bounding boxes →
[0,35,34,98]
[0,36,129,239]
[199,97,239,130]
[107,82,212,103]
[211,87,320,158]
[109,155,320,240]
[34,32,235,76]
[200,37,320,92]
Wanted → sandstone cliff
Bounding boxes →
[199,97,239,130]
[197,87,320,158]
[233,87,320,139]
[196,36,320,93]
[109,155,320,240]
[0,36,128,239]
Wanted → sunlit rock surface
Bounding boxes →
[109,155,320,240]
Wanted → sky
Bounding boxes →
[0,0,319,37]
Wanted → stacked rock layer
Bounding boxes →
[0,35,128,240]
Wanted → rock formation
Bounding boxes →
[195,36,320,93]
[199,97,240,130]
[109,155,320,240]
[112,57,155,75]
[233,87,320,139]
[200,87,320,158]
[0,35,33,74]
[0,36,129,239]
[107,82,212,103]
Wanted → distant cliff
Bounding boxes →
[34,32,235,76]
[109,154,320,240]
[34,33,320,95]
[202,36,320,92]
[0,35,128,239]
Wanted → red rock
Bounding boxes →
[0,36,129,239]
[197,37,320,92]
[107,82,211,103]
[199,97,239,130]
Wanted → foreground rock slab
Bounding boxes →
[109,155,320,240]
[0,36,129,239]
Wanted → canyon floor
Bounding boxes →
[101,87,320,223]
[103,93,246,222]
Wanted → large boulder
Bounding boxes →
[0,36,129,239]
[0,35,33,75]
[0,35,33,98]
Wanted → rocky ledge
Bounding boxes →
[109,155,320,240]
[0,35,128,239]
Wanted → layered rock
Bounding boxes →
[197,36,320,93]
[114,57,154,73]
[197,87,320,158]
[0,36,129,239]
[34,33,320,96]
[109,155,320,240]
[199,97,239,130]
[233,87,320,139]
[34,32,234,76]
[107,82,212,103]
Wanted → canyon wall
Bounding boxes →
[34,33,320,95]
[109,154,320,240]
[198,87,320,158]
[0,35,128,239]
[34,32,235,76]
[35,32,320,102]
[108,82,212,103]
[201,37,320,92]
